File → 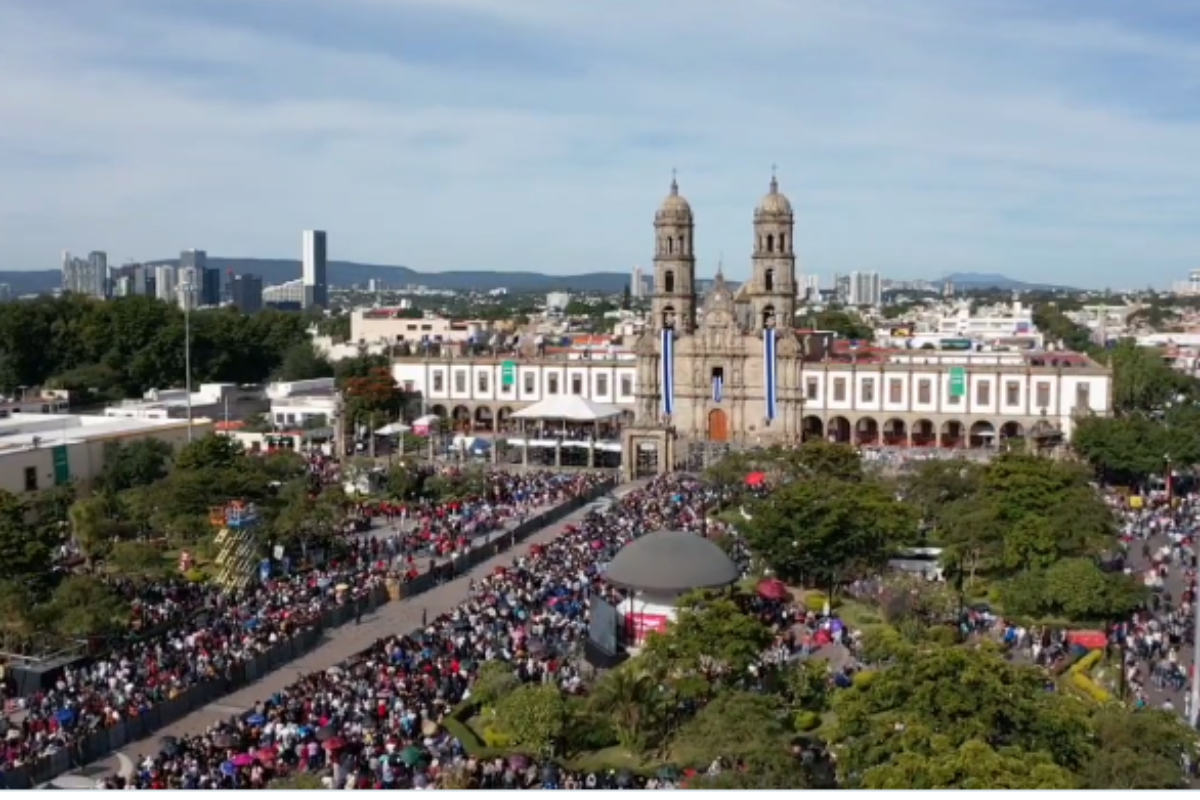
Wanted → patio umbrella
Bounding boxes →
[246,714,266,727]
[756,578,789,601]
[745,471,767,487]
[399,746,424,767]
[323,737,346,751]
[54,709,76,725]
[231,753,256,768]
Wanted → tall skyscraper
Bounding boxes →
[848,271,882,307]
[230,274,264,314]
[155,265,178,304]
[87,251,108,298]
[302,230,328,309]
[60,251,74,293]
[630,265,644,299]
[178,266,202,311]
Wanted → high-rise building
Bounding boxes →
[155,265,178,304]
[848,271,882,307]
[178,266,202,311]
[201,267,221,306]
[301,230,328,309]
[87,251,108,298]
[631,265,644,299]
[798,274,820,302]
[230,274,264,314]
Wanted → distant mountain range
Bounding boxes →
[0,261,1074,297]
[936,272,1077,292]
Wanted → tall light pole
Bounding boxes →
[181,281,194,442]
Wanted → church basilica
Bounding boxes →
[622,174,830,476]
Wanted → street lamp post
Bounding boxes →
[181,282,194,442]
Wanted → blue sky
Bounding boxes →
[1,0,1199,288]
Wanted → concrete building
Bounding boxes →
[391,355,638,433]
[848,270,882,307]
[350,310,492,347]
[631,265,645,299]
[230,274,264,313]
[618,176,1111,478]
[155,265,177,304]
[265,279,305,307]
[60,251,107,298]
[302,230,328,309]
[0,413,212,497]
[546,291,570,312]
[103,383,250,421]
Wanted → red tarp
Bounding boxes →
[1066,630,1107,650]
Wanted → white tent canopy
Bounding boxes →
[374,422,410,436]
[510,395,624,422]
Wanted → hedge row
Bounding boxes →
[1064,649,1112,704]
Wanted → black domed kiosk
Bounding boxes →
[586,531,740,665]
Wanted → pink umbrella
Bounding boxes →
[231,753,256,767]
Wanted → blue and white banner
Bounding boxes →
[712,374,723,404]
[764,329,777,422]
[661,328,675,416]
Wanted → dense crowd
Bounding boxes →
[0,469,608,778]
[1111,493,1197,717]
[97,475,759,790]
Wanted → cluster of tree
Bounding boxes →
[831,639,1196,789]
[0,295,317,401]
[474,584,1195,789]
[1070,340,1200,484]
[731,443,918,596]
[797,309,874,341]
[474,592,824,788]
[898,454,1144,624]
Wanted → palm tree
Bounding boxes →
[587,664,662,753]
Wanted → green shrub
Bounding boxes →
[184,568,208,583]
[482,725,514,749]
[794,711,821,732]
[923,626,959,647]
[852,671,878,687]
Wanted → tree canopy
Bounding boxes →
[0,294,316,399]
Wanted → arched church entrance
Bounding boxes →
[707,409,729,442]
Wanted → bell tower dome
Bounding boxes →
[748,169,797,332]
[651,173,697,335]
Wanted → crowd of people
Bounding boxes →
[96,475,763,790]
[0,469,609,781]
[1111,493,1197,718]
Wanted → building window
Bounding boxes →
[833,378,847,402]
[500,379,512,394]
[597,374,609,396]
[477,372,489,393]
[432,371,444,392]
[620,375,633,397]
[888,378,902,404]
[548,374,560,395]
[917,379,931,404]
[571,375,583,395]
[1036,381,1051,410]
[976,381,991,406]
[1075,383,1090,411]
[1005,381,1020,407]
[23,466,37,493]
[806,378,819,400]
[523,373,535,394]
[454,371,467,393]
[861,378,875,404]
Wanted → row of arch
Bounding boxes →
[429,404,638,433]
[800,416,1059,448]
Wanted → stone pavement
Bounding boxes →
[77,487,629,781]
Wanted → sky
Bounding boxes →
[2,0,1199,288]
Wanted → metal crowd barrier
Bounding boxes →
[2,478,616,789]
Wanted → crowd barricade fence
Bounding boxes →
[13,479,615,788]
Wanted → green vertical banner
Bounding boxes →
[948,367,967,398]
[501,361,516,388]
[51,445,70,486]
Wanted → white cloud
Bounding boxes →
[0,0,1198,286]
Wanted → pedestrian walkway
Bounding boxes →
[85,494,618,780]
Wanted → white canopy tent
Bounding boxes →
[510,395,623,422]
[374,422,411,436]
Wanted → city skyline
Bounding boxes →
[1,0,1199,287]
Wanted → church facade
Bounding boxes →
[622,175,819,477]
